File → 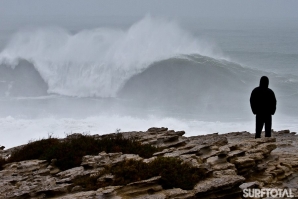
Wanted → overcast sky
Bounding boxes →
[1,0,298,20]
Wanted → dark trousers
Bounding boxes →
[255,114,272,138]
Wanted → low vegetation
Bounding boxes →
[73,157,207,190]
[0,133,207,192]
[4,133,160,171]
[0,156,6,170]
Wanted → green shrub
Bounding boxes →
[72,157,207,191]
[111,159,150,185]
[8,138,60,163]
[0,156,7,170]
[71,174,100,190]
[150,157,205,189]
[7,134,160,171]
[112,157,206,190]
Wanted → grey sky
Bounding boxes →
[1,0,298,20]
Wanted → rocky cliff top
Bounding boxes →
[0,128,297,199]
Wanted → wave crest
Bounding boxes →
[0,16,224,97]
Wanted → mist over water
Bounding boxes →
[0,16,224,98]
[1,16,298,148]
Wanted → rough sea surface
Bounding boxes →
[1,16,298,148]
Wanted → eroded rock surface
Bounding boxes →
[0,128,297,198]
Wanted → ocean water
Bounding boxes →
[1,16,298,148]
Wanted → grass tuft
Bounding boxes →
[72,157,207,191]
[0,156,7,170]
[7,134,160,171]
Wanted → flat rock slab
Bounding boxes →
[194,175,245,194]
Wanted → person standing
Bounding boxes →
[250,76,277,138]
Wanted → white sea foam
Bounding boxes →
[0,16,224,97]
[1,114,297,149]
[0,115,248,149]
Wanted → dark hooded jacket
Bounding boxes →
[250,76,277,115]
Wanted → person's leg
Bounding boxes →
[264,115,272,137]
[255,114,264,138]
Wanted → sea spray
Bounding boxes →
[0,16,224,97]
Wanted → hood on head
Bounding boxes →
[259,76,269,88]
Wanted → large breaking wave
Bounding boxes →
[0,16,224,98]
[1,16,298,117]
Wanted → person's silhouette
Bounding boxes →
[250,76,277,138]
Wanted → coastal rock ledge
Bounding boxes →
[1,128,298,199]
